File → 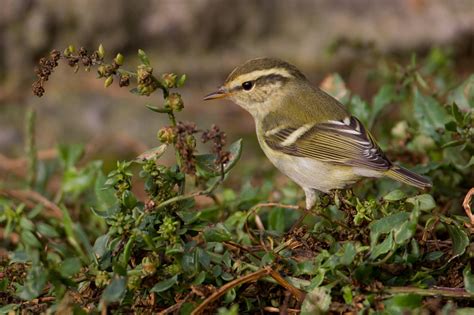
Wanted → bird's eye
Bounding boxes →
[242,81,253,91]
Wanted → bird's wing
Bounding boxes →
[263,116,392,171]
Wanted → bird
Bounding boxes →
[204,57,431,210]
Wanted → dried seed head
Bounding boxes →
[157,126,176,144]
[162,73,177,88]
[119,73,130,87]
[165,93,184,112]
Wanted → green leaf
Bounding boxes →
[93,234,110,258]
[0,304,17,313]
[370,233,393,260]
[37,222,59,238]
[406,194,436,211]
[137,49,150,66]
[425,251,444,261]
[57,144,85,169]
[94,171,117,213]
[261,252,276,266]
[341,286,353,304]
[446,223,469,261]
[413,88,449,137]
[63,161,102,196]
[301,286,331,315]
[121,190,137,209]
[196,247,211,269]
[348,95,370,126]
[135,144,167,162]
[268,207,286,233]
[385,294,422,311]
[195,139,243,178]
[101,275,126,303]
[383,190,406,202]
[20,230,41,248]
[451,102,465,125]
[447,74,474,109]
[464,265,474,294]
[177,74,187,87]
[145,104,171,113]
[151,275,178,293]
[370,212,409,246]
[370,84,396,127]
[59,257,82,277]
[394,220,416,245]
[17,266,48,300]
[340,242,356,265]
[462,263,474,294]
[203,223,232,242]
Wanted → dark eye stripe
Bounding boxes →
[255,74,289,85]
[230,74,289,92]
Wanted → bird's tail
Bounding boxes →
[385,166,432,189]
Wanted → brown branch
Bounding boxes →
[385,286,474,299]
[263,306,300,314]
[463,187,474,226]
[265,267,306,303]
[191,268,270,315]
[0,189,63,218]
[191,267,306,315]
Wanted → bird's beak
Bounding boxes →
[203,86,230,101]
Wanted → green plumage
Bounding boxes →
[208,57,432,209]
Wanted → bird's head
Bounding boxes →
[204,57,306,117]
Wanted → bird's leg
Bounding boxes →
[287,188,318,234]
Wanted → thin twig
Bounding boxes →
[463,187,474,227]
[385,286,474,299]
[191,267,306,314]
[157,293,191,315]
[263,306,300,314]
[25,107,37,188]
[0,189,63,218]
[156,177,222,210]
[265,267,306,302]
[222,241,262,260]
[191,268,270,314]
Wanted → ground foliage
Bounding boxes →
[0,45,474,314]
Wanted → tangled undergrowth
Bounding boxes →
[0,45,473,314]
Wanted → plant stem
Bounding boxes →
[25,107,37,189]
[385,286,474,299]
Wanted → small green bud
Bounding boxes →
[104,76,114,88]
[177,74,187,87]
[97,65,107,77]
[114,53,124,66]
[157,126,176,144]
[162,73,177,88]
[165,93,184,112]
[98,44,105,59]
[63,47,70,57]
[142,256,159,276]
[127,274,141,291]
[95,271,110,288]
[68,45,76,54]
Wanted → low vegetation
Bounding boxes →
[0,45,473,314]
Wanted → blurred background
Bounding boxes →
[1,0,473,174]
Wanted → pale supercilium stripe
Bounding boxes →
[232,68,293,85]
